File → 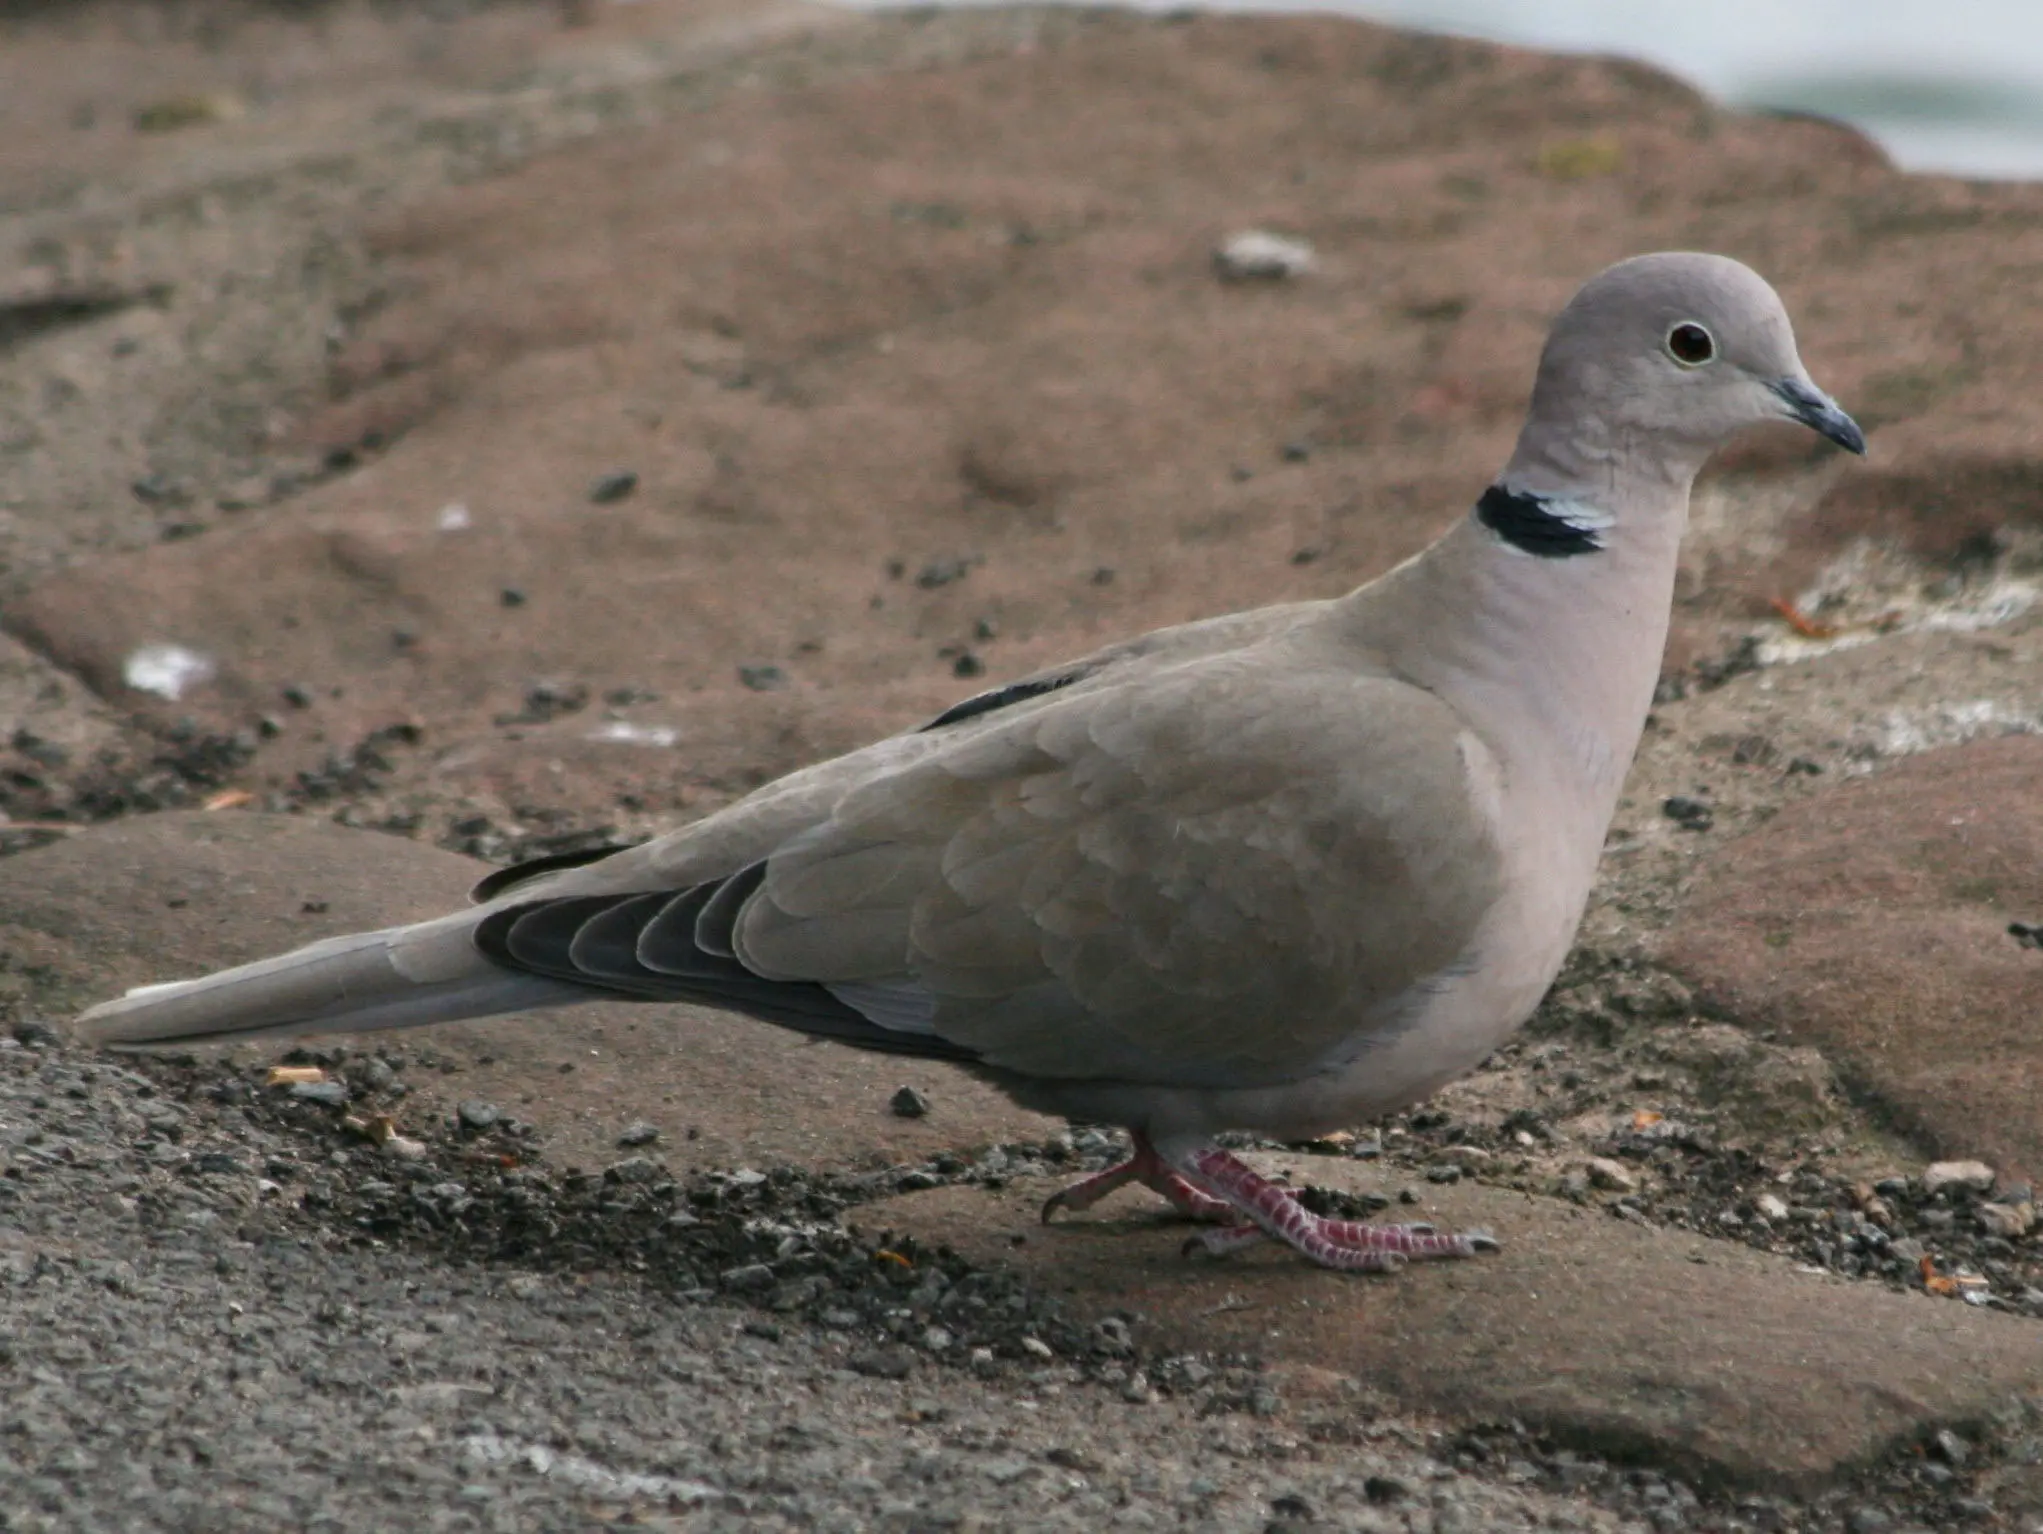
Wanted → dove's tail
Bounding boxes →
[73,911,588,1050]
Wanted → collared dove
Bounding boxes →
[77,252,1863,1272]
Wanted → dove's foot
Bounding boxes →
[1041,1129,1242,1226]
[1164,1145,1501,1273]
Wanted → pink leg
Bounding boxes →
[1042,1130,1243,1226]
[1167,1145,1499,1273]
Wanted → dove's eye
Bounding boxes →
[1665,322,1716,367]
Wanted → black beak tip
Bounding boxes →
[1824,411,1868,456]
[1772,378,1865,456]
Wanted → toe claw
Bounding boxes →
[1040,1193,1067,1226]
[1464,1229,1502,1253]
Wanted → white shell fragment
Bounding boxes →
[586,721,680,748]
[436,501,473,532]
[122,643,217,701]
[1213,229,1316,282]
[462,1431,717,1505]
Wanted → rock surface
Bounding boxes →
[870,1157,2043,1488]
[18,2,2036,821]
[1664,738,2043,1183]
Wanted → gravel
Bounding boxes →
[0,1031,1684,1534]
[0,1025,2034,1530]
[1354,1028,2043,1325]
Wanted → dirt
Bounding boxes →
[3,2,2043,1529]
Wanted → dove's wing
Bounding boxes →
[477,628,1505,1090]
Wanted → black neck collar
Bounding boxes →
[1474,484,1604,558]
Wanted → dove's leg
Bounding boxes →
[1162,1145,1499,1273]
[1041,1130,1241,1225]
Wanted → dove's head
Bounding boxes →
[1515,252,1863,488]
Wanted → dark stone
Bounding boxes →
[289,1079,349,1108]
[1662,796,1715,831]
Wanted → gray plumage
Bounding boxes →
[77,253,1861,1262]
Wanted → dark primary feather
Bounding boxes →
[472,877,981,1062]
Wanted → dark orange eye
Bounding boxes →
[1666,322,1715,367]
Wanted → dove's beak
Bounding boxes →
[1770,376,1866,455]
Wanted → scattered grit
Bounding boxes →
[3,1016,2039,1533]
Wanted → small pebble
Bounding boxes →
[1092,1316,1133,1355]
[1584,1157,1637,1193]
[617,1121,659,1148]
[289,1080,349,1108]
[916,556,978,589]
[889,1086,931,1119]
[1363,1475,1411,1504]
[720,1263,775,1293]
[1662,795,1714,831]
[130,473,188,506]
[456,1100,500,1131]
[849,1347,916,1380]
[1212,229,1316,282]
[588,469,638,504]
[1923,1160,1995,1195]
[738,664,787,692]
[606,1156,660,1184]
[1976,1201,2034,1238]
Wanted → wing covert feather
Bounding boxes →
[734,646,1507,1088]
